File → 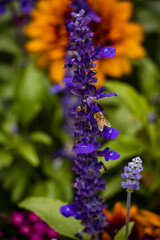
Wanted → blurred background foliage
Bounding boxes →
[0,0,160,229]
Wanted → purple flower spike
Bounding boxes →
[60,8,120,238]
[100,47,116,58]
[121,156,143,192]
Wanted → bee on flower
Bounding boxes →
[94,111,111,132]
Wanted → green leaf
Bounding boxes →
[3,163,29,202]
[30,131,53,145]
[113,222,134,240]
[137,58,160,99]
[100,135,145,172]
[0,63,15,81]
[101,175,121,199]
[135,6,160,33]
[11,173,28,202]
[18,143,40,167]
[29,180,61,199]
[15,61,47,124]
[19,197,90,240]
[43,160,73,202]
[105,81,150,126]
[0,151,13,169]
[0,35,21,55]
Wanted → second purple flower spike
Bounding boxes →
[121,156,143,191]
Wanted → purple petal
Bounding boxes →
[101,128,119,140]
[100,47,116,58]
[60,204,74,217]
[50,84,66,94]
[104,93,117,97]
[81,16,91,26]
[105,150,120,161]
[73,142,95,154]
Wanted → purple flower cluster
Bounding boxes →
[60,9,120,238]
[121,156,143,191]
[0,0,37,15]
[0,210,60,240]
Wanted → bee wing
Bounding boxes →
[105,118,111,128]
[97,122,104,132]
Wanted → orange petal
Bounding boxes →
[94,61,106,88]
[140,210,160,227]
[103,208,113,223]
[49,48,65,60]
[36,54,50,67]
[114,1,133,22]
[134,214,150,227]
[115,38,146,59]
[49,59,65,83]
[100,57,132,78]
[130,205,138,219]
[25,40,53,52]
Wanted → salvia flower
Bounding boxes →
[121,156,143,191]
[60,9,120,238]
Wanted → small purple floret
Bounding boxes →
[100,47,116,58]
[60,204,75,217]
[73,137,95,154]
[101,127,119,140]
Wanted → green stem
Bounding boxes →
[125,191,132,240]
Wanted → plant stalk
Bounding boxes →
[125,191,132,240]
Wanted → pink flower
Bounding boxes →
[11,211,24,226]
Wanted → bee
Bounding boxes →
[94,111,111,132]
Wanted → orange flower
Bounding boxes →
[25,0,146,85]
[102,202,160,240]
[135,209,160,239]
[25,0,70,83]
